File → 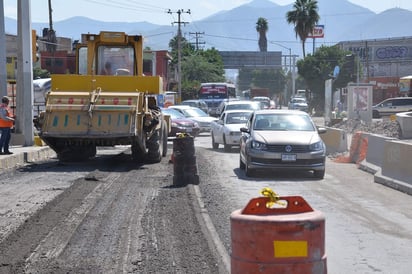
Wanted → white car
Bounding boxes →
[211,110,253,151]
[169,105,218,133]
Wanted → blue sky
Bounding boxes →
[3,0,412,25]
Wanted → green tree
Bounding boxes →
[286,0,320,58]
[296,45,355,112]
[256,17,268,52]
[168,35,225,100]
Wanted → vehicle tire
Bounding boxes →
[372,110,380,118]
[314,169,325,179]
[212,133,219,149]
[223,136,231,152]
[132,140,146,163]
[162,123,168,157]
[245,163,255,177]
[239,157,245,170]
[146,129,162,163]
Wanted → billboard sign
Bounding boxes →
[308,25,325,38]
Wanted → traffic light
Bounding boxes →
[32,29,39,63]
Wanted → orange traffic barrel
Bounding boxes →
[230,194,327,274]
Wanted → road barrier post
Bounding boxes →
[230,188,327,273]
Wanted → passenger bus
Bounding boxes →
[198,82,236,116]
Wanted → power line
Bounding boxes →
[189,32,205,50]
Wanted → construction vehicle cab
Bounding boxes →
[37,31,169,163]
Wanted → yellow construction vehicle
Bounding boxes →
[36,31,169,162]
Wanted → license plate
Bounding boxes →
[281,154,296,161]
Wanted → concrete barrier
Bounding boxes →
[397,112,412,139]
[376,140,412,191]
[359,133,396,174]
[321,127,348,154]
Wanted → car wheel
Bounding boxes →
[223,136,231,152]
[212,133,219,149]
[245,163,255,177]
[239,157,245,170]
[314,169,325,179]
[372,110,380,118]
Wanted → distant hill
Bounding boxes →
[5,0,412,57]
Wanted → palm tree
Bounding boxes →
[256,17,268,52]
[286,0,320,58]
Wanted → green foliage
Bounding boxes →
[256,17,268,52]
[286,0,320,57]
[33,67,50,79]
[296,45,356,111]
[168,35,225,100]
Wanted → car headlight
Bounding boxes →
[171,122,178,127]
[310,141,324,151]
[193,122,199,128]
[251,140,267,150]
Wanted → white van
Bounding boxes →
[372,97,412,118]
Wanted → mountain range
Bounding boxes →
[5,0,412,57]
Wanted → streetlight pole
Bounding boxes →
[268,41,296,101]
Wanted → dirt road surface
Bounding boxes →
[0,147,225,274]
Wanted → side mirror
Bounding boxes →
[240,127,250,133]
[317,126,327,134]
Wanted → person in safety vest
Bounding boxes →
[0,96,15,155]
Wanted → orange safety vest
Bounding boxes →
[0,103,14,128]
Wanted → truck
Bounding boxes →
[36,31,169,163]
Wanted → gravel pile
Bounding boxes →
[332,118,401,139]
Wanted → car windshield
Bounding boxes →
[226,112,251,124]
[162,108,185,119]
[181,108,208,117]
[253,113,315,131]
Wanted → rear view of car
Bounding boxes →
[161,108,200,138]
[239,110,327,178]
[288,97,308,112]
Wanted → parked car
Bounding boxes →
[180,99,209,114]
[161,107,200,138]
[239,109,327,178]
[168,105,218,133]
[372,97,412,118]
[210,110,253,151]
[288,97,309,112]
[217,100,261,116]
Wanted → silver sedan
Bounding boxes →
[239,109,327,178]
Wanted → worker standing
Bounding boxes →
[0,96,15,155]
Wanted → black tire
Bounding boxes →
[146,129,162,163]
[314,169,325,179]
[372,110,380,118]
[131,141,146,163]
[245,163,254,177]
[162,123,168,157]
[212,133,219,149]
[239,157,245,170]
[223,136,231,152]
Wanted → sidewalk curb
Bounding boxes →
[0,146,56,170]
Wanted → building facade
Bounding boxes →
[338,36,412,102]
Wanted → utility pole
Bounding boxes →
[168,9,190,103]
[189,32,205,51]
[46,0,56,53]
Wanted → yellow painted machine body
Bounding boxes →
[38,31,169,162]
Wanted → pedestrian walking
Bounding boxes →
[0,96,15,155]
